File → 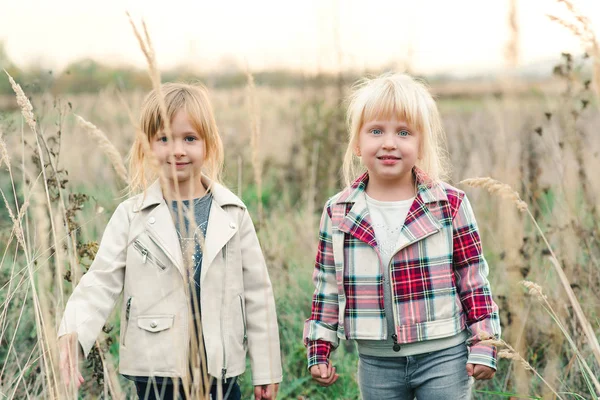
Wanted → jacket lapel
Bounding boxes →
[395,195,442,252]
[337,192,378,249]
[200,202,237,285]
[145,202,185,276]
[199,178,245,285]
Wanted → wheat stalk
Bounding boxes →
[246,66,264,222]
[461,177,600,370]
[478,331,565,399]
[74,114,128,184]
[4,70,36,132]
[520,280,600,394]
[459,177,528,211]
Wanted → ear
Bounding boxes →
[354,145,361,157]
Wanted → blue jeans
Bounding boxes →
[357,342,473,400]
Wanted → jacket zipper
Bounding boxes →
[133,239,167,270]
[387,229,439,352]
[220,245,228,380]
[123,296,133,346]
[238,294,248,348]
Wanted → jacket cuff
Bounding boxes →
[307,339,332,369]
[468,342,497,370]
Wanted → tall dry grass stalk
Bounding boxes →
[548,0,600,103]
[246,67,264,222]
[505,0,520,70]
[74,115,129,184]
[521,280,600,395]
[478,331,565,399]
[461,177,600,370]
[460,177,528,211]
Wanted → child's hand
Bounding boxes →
[58,333,85,389]
[309,361,339,386]
[466,363,495,380]
[254,383,279,399]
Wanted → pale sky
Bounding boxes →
[1,0,599,75]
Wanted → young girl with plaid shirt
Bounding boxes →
[303,73,501,399]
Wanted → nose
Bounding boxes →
[382,133,397,149]
[171,139,186,158]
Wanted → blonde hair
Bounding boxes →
[128,82,224,194]
[342,72,450,187]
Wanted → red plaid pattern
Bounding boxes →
[304,170,501,370]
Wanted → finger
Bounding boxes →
[465,363,474,376]
[254,386,262,400]
[318,364,329,379]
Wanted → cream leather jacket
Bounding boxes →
[58,179,282,385]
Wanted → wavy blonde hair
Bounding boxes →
[342,72,450,187]
[127,82,224,194]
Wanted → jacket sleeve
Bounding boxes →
[451,193,501,370]
[239,209,283,386]
[57,202,129,357]
[303,201,340,369]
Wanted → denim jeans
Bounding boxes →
[357,342,473,400]
[134,377,241,400]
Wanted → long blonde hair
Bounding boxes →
[342,72,450,187]
[127,82,224,194]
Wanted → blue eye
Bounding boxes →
[398,130,409,137]
[158,136,168,143]
[370,129,383,135]
[184,136,197,142]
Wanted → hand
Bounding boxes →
[254,383,279,399]
[309,361,339,387]
[58,333,85,389]
[466,363,495,380]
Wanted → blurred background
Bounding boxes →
[1,0,599,399]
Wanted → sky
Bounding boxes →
[1,0,599,75]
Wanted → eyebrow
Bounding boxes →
[364,121,411,129]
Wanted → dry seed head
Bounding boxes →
[460,177,528,212]
[0,129,10,169]
[521,280,548,302]
[4,70,37,132]
[1,189,26,249]
[75,114,129,184]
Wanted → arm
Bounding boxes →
[239,209,283,387]
[303,202,340,369]
[58,202,129,357]
[451,194,501,370]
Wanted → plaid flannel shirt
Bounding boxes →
[303,170,501,370]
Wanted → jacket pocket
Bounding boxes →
[137,315,175,333]
[238,294,248,349]
[122,296,133,346]
[133,239,167,271]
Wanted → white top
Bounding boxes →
[365,193,414,270]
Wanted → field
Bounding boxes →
[1,33,600,400]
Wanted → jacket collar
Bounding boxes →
[133,176,245,212]
[335,167,448,206]
[334,168,444,252]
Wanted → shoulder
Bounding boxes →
[436,181,467,217]
[322,188,349,218]
[210,182,247,211]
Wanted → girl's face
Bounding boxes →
[151,110,206,192]
[356,117,420,189]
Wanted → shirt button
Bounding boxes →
[229,222,236,229]
[148,217,156,224]
[150,321,157,328]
